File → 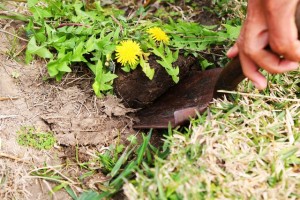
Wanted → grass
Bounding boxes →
[17,126,56,150]
[124,70,300,199]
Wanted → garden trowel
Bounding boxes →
[133,57,244,129]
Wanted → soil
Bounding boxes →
[114,54,197,108]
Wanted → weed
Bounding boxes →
[90,131,170,198]
[17,126,56,150]
[0,0,240,96]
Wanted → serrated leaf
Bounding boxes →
[223,24,241,40]
[91,61,118,96]
[25,37,53,63]
[149,43,179,83]
[92,81,101,97]
[85,36,96,52]
[57,62,72,72]
[113,27,120,41]
[47,51,72,77]
[72,42,87,62]
[140,57,155,80]
[47,61,59,77]
[30,7,52,20]
[173,50,179,61]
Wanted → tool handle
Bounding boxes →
[214,2,300,96]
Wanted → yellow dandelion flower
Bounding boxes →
[116,40,142,67]
[147,27,169,43]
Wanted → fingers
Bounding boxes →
[227,43,239,58]
[231,0,300,90]
[239,53,267,90]
[264,0,300,61]
[253,50,299,74]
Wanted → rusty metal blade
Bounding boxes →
[213,57,245,97]
[134,67,225,129]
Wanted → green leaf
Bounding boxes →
[149,43,179,83]
[92,81,101,97]
[223,24,241,40]
[110,161,136,189]
[30,7,53,20]
[57,62,72,73]
[25,37,53,63]
[200,59,214,70]
[47,51,72,78]
[27,0,39,7]
[52,183,67,193]
[121,64,131,73]
[85,36,96,52]
[72,42,87,62]
[113,27,120,42]
[90,61,118,96]
[140,57,155,80]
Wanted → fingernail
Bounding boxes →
[252,81,260,89]
[282,60,299,70]
[226,47,233,56]
[252,81,266,90]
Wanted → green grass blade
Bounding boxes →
[110,145,136,178]
[64,185,78,200]
[137,131,152,166]
[110,161,137,190]
[78,190,102,200]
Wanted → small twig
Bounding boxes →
[0,97,19,101]
[217,90,300,102]
[110,15,123,32]
[42,180,56,198]
[0,152,30,163]
[52,168,77,185]
[0,29,28,42]
[14,44,27,57]
[0,115,18,119]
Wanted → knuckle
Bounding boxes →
[270,41,290,55]
[288,44,300,61]
[243,46,260,57]
[271,41,300,61]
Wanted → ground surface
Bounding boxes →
[0,24,136,199]
[0,1,236,199]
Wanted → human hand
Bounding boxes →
[227,0,300,90]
